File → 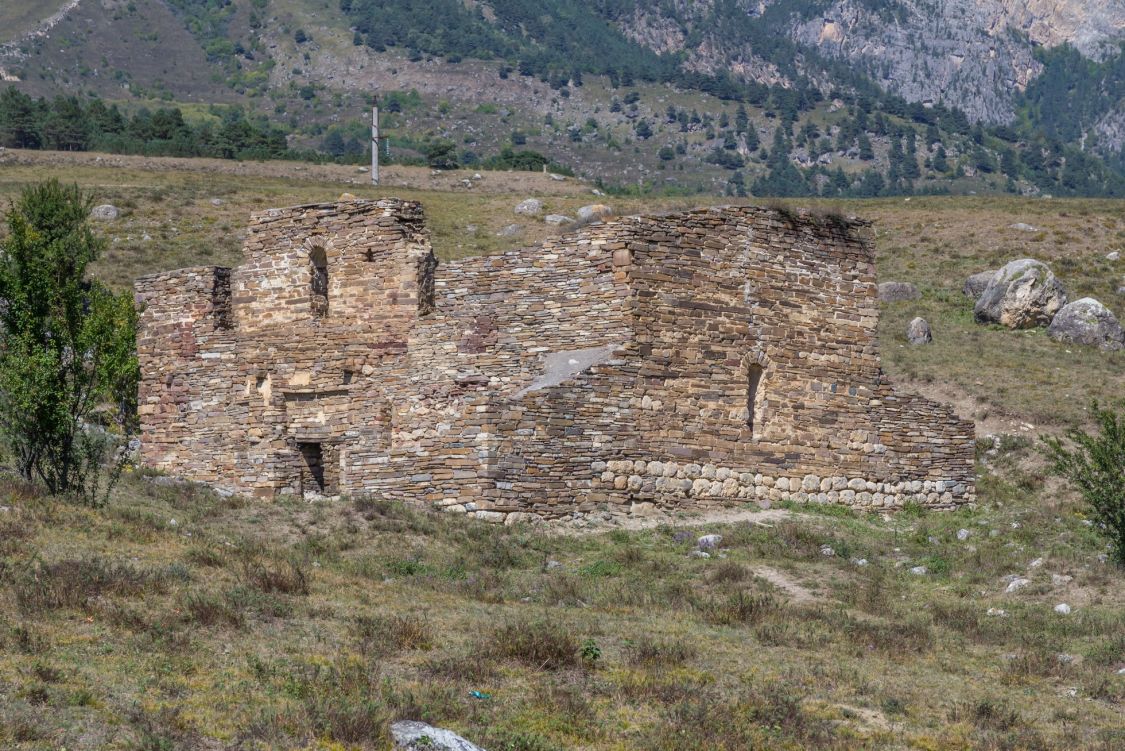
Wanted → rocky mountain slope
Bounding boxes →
[0,0,1121,195]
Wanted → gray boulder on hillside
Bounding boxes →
[577,203,613,222]
[90,204,119,221]
[962,270,995,300]
[907,317,933,344]
[974,259,1067,329]
[544,214,573,226]
[391,721,487,751]
[1047,298,1125,351]
[514,198,542,216]
[878,282,919,302]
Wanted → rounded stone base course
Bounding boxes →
[431,457,975,524]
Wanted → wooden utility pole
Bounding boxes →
[371,98,380,186]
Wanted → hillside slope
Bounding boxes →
[0,0,1122,196]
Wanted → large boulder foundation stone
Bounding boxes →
[974,258,1068,329]
[1047,298,1125,351]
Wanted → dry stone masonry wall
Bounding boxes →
[136,200,976,521]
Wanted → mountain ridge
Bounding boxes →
[0,0,1122,196]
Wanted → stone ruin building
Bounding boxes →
[135,199,976,522]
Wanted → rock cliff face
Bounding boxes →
[625,0,1124,123]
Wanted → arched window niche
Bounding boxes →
[741,351,769,440]
[309,245,328,318]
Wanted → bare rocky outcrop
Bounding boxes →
[1047,298,1125,351]
[974,259,1068,329]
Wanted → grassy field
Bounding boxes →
[0,441,1122,749]
[0,151,1123,749]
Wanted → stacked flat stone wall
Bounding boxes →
[136,200,975,520]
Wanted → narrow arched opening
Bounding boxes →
[747,363,764,433]
[309,246,328,318]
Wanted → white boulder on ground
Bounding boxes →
[577,204,613,222]
[907,317,933,344]
[391,721,487,751]
[90,204,119,220]
[544,214,573,226]
[514,198,542,216]
[1047,298,1125,351]
[974,258,1068,329]
[877,281,919,302]
[962,270,995,300]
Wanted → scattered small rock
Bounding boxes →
[906,317,933,344]
[514,198,543,216]
[878,281,920,302]
[956,528,971,541]
[391,720,487,751]
[548,173,566,181]
[1005,577,1031,593]
[1028,557,1044,568]
[1056,653,1076,664]
[90,204,119,221]
[1047,297,1125,351]
[546,560,562,570]
[1051,573,1073,586]
[1054,603,1072,615]
[820,545,835,557]
[851,557,869,566]
[974,259,1068,329]
[909,566,927,575]
[544,214,573,226]
[1009,222,1038,232]
[697,534,723,549]
[1107,251,1120,261]
[690,550,711,559]
[986,607,1008,617]
[496,223,523,237]
[210,198,224,206]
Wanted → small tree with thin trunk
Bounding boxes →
[0,180,138,504]
[1042,402,1125,566]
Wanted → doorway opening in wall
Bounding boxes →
[298,442,326,495]
[747,363,764,433]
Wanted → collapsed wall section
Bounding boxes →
[452,207,975,519]
[361,224,635,515]
[135,266,239,487]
